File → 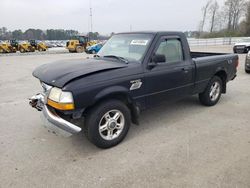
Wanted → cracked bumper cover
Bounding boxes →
[29,93,81,137]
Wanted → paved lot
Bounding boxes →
[0,46,250,188]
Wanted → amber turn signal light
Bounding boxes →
[47,99,75,111]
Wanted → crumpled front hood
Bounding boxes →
[33,58,128,88]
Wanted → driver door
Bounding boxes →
[145,36,194,107]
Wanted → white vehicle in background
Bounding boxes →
[233,38,250,54]
[245,51,250,73]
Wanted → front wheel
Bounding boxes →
[199,76,222,106]
[76,46,84,53]
[20,48,25,53]
[84,99,131,149]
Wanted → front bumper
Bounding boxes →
[29,93,82,137]
[234,46,247,53]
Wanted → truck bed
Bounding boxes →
[191,51,227,58]
[191,52,238,94]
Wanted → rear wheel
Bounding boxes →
[199,76,222,106]
[84,99,131,149]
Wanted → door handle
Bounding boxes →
[182,67,189,73]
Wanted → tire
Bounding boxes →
[76,46,84,53]
[245,69,250,74]
[20,48,25,53]
[199,76,223,106]
[84,99,131,149]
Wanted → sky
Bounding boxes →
[0,0,225,35]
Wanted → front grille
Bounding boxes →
[235,45,245,49]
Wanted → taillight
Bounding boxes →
[236,59,239,68]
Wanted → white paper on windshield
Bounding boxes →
[130,40,148,46]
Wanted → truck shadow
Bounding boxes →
[126,95,204,140]
[70,95,210,151]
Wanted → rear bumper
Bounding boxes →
[29,93,81,137]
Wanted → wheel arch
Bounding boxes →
[85,86,140,125]
[214,69,227,93]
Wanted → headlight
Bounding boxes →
[48,87,62,102]
[47,87,74,110]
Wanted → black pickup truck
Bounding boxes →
[29,32,238,148]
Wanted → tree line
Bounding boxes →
[198,0,250,38]
[0,28,109,40]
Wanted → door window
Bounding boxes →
[155,38,183,63]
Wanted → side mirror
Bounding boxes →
[148,54,166,68]
[152,54,166,63]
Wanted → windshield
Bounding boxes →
[98,34,153,62]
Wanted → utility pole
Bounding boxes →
[90,0,93,33]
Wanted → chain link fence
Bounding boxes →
[188,37,250,47]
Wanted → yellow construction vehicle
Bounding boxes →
[19,41,35,53]
[66,35,97,53]
[0,41,17,53]
[66,35,89,53]
[88,40,97,46]
[29,40,48,52]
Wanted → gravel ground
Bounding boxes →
[0,46,250,188]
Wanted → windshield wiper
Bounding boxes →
[103,55,129,64]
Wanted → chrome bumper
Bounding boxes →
[29,93,82,137]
